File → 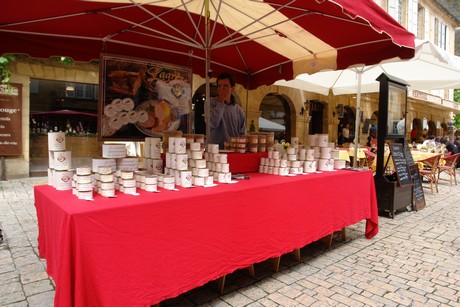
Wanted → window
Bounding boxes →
[434,18,447,50]
[388,0,407,26]
[30,79,98,113]
[417,5,425,39]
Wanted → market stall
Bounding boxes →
[34,170,378,306]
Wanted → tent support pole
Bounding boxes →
[352,70,363,169]
[204,0,211,145]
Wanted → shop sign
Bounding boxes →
[0,83,22,155]
[99,54,192,141]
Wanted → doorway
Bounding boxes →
[337,106,356,145]
[259,94,291,142]
[308,100,324,135]
[191,83,217,134]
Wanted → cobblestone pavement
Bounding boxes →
[0,174,459,307]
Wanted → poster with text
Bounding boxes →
[99,54,192,141]
[0,83,22,155]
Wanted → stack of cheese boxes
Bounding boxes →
[163,137,211,188]
[92,144,139,196]
[308,134,346,170]
[224,132,275,153]
[48,132,73,191]
[259,135,345,176]
[204,143,232,184]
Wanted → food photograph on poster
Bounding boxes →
[99,54,192,140]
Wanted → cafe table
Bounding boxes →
[34,170,378,307]
[372,150,439,170]
[336,148,351,162]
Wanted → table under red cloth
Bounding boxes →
[34,170,378,307]
[227,152,268,173]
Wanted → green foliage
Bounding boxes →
[50,56,74,66]
[454,113,460,129]
[454,89,460,103]
[0,55,16,83]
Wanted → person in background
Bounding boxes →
[411,128,417,143]
[396,118,405,135]
[422,135,436,147]
[209,72,246,149]
[439,137,458,155]
[454,136,460,147]
[342,123,350,143]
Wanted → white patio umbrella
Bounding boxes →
[275,39,460,167]
[259,117,285,132]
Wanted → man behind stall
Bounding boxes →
[209,72,246,149]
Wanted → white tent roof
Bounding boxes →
[274,39,460,95]
[259,117,285,132]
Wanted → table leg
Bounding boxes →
[340,227,346,241]
[322,234,333,249]
[247,264,255,278]
[216,275,226,294]
[322,227,346,248]
[272,256,280,272]
[292,248,301,261]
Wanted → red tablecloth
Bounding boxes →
[34,170,378,307]
[227,152,268,173]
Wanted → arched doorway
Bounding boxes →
[259,94,291,142]
[412,118,422,142]
[191,83,217,134]
[427,120,436,136]
[308,100,325,135]
[337,106,356,145]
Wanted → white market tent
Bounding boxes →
[258,117,285,132]
[274,39,460,96]
[274,39,460,168]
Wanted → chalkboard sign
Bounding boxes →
[409,164,426,211]
[403,142,415,165]
[389,143,412,187]
[362,119,371,134]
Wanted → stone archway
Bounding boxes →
[337,106,356,145]
[412,118,423,142]
[259,93,293,142]
[427,120,437,136]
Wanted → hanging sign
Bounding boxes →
[99,54,192,141]
[0,83,22,155]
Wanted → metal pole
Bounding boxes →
[352,70,362,168]
[204,0,211,145]
[1,156,6,180]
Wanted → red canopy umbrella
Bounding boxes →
[1,0,415,141]
[1,0,415,89]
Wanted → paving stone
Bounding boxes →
[265,292,299,306]
[3,301,28,307]
[295,293,317,306]
[256,277,285,293]
[22,279,54,297]
[0,291,26,306]
[27,291,62,307]
[424,292,451,304]
[237,285,267,301]
[255,297,279,307]
[330,293,365,307]
[395,288,429,304]
[220,291,253,306]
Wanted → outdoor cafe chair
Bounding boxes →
[418,154,442,194]
[364,150,376,171]
[437,152,460,186]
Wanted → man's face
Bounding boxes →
[217,78,233,96]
